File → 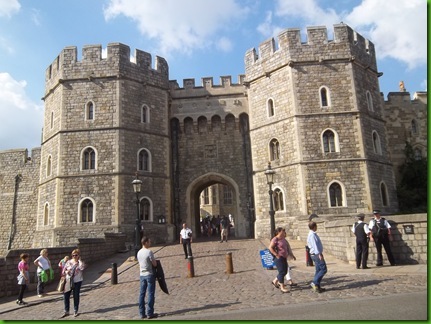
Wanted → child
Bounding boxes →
[17,253,30,305]
[58,256,70,275]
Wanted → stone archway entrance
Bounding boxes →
[185,173,245,238]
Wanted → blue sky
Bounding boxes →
[0,0,427,151]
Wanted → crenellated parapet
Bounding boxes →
[245,24,377,81]
[44,43,169,97]
[169,75,246,90]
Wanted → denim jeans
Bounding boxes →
[273,256,288,284]
[63,281,82,313]
[310,255,327,287]
[139,274,156,317]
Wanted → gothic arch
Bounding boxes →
[185,172,243,238]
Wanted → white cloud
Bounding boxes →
[345,0,426,69]
[0,73,43,150]
[104,0,249,56]
[0,0,20,17]
[272,0,426,70]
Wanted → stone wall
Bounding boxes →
[286,213,427,265]
[0,232,126,299]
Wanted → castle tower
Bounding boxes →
[35,43,172,247]
[245,24,398,237]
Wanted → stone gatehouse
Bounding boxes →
[0,24,427,254]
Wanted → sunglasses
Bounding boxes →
[72,254,79,257]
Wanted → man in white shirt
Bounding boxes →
[179,223,193,259]
[369,210,395,266]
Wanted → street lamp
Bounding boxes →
[264,162,276,239]
[132,174,143,259]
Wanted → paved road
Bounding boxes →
[0,238,427,320]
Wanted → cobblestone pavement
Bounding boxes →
[0,238,427,320]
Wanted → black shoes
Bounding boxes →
[148,313,159,319]
[362,266,371,269]
[16,300,27,305]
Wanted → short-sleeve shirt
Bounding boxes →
[138,248,155,277]
[35,256,50,273]
[270,237,288,258]
[18,260,29,273]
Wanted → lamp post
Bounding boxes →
[132,174,143,259]
[264,162,276,239]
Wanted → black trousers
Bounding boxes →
[356,239,369,268]
[18,284,26,301]
[374,235,395,265]
[182,239,192,258]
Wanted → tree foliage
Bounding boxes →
[396,142,428,213]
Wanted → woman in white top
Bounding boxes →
[33,249,51,297]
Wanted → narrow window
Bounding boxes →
[46,156,52,177]
[380,182,388,207]
[329,182,343,207]
[211,186,217,204]
[411,119,418,135]
[372,131,382,155]
[141,105,150,124]
[273,188,284,211]
[320,88,328,107]
[223,185,233,205]
[323,130,336,153]
[267,98,274,117]
[138,149,150,171]
[80,199,94,222]
[366,91,374,111]
[43,203,49,226]
[269,139,280,161]
[140,198,151,221]
[83,147,96,169]
[86,102,94,120]
[204,187,210,204]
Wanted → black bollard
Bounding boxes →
[111,263,118,285]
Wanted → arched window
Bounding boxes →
[411,119,418,135]
[366,91,374,111]
[140,197,152,221]
[86,101,94,120]
[138,149,151,172]
[198,116,208,134]
[414,148,422,160]
[273,188,284,211]
[319,86,331,108]
[269,138,280,161]
[43,203,49,226]
[211,186,217,204]
[46,155,52,177]
[328,182,344,207]
[82,147,96,170]
[372,131,382,155]
[267,98,275,117]
[184,117,194,134]
[322,129,339,153]
[380,182,388,207]
[80,198,94,223]
[141,105,150,124]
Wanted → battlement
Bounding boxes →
[45,43,169,85]
[169,75,246,90]
[245,24,377,77]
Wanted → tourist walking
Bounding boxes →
[16,253,30,305]
[33,249,51,297]
[138,237,158,319]
[61,249,85,318]
[269,227,290,293]
[307,222,327,293]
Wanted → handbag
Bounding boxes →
[57,277,66,292]
[70,277,75,290]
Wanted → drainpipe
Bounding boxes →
[7,174,22,250]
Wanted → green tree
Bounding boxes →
[396,142,428,213]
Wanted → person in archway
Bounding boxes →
[220,215,230,243]
[179,223,193,259]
